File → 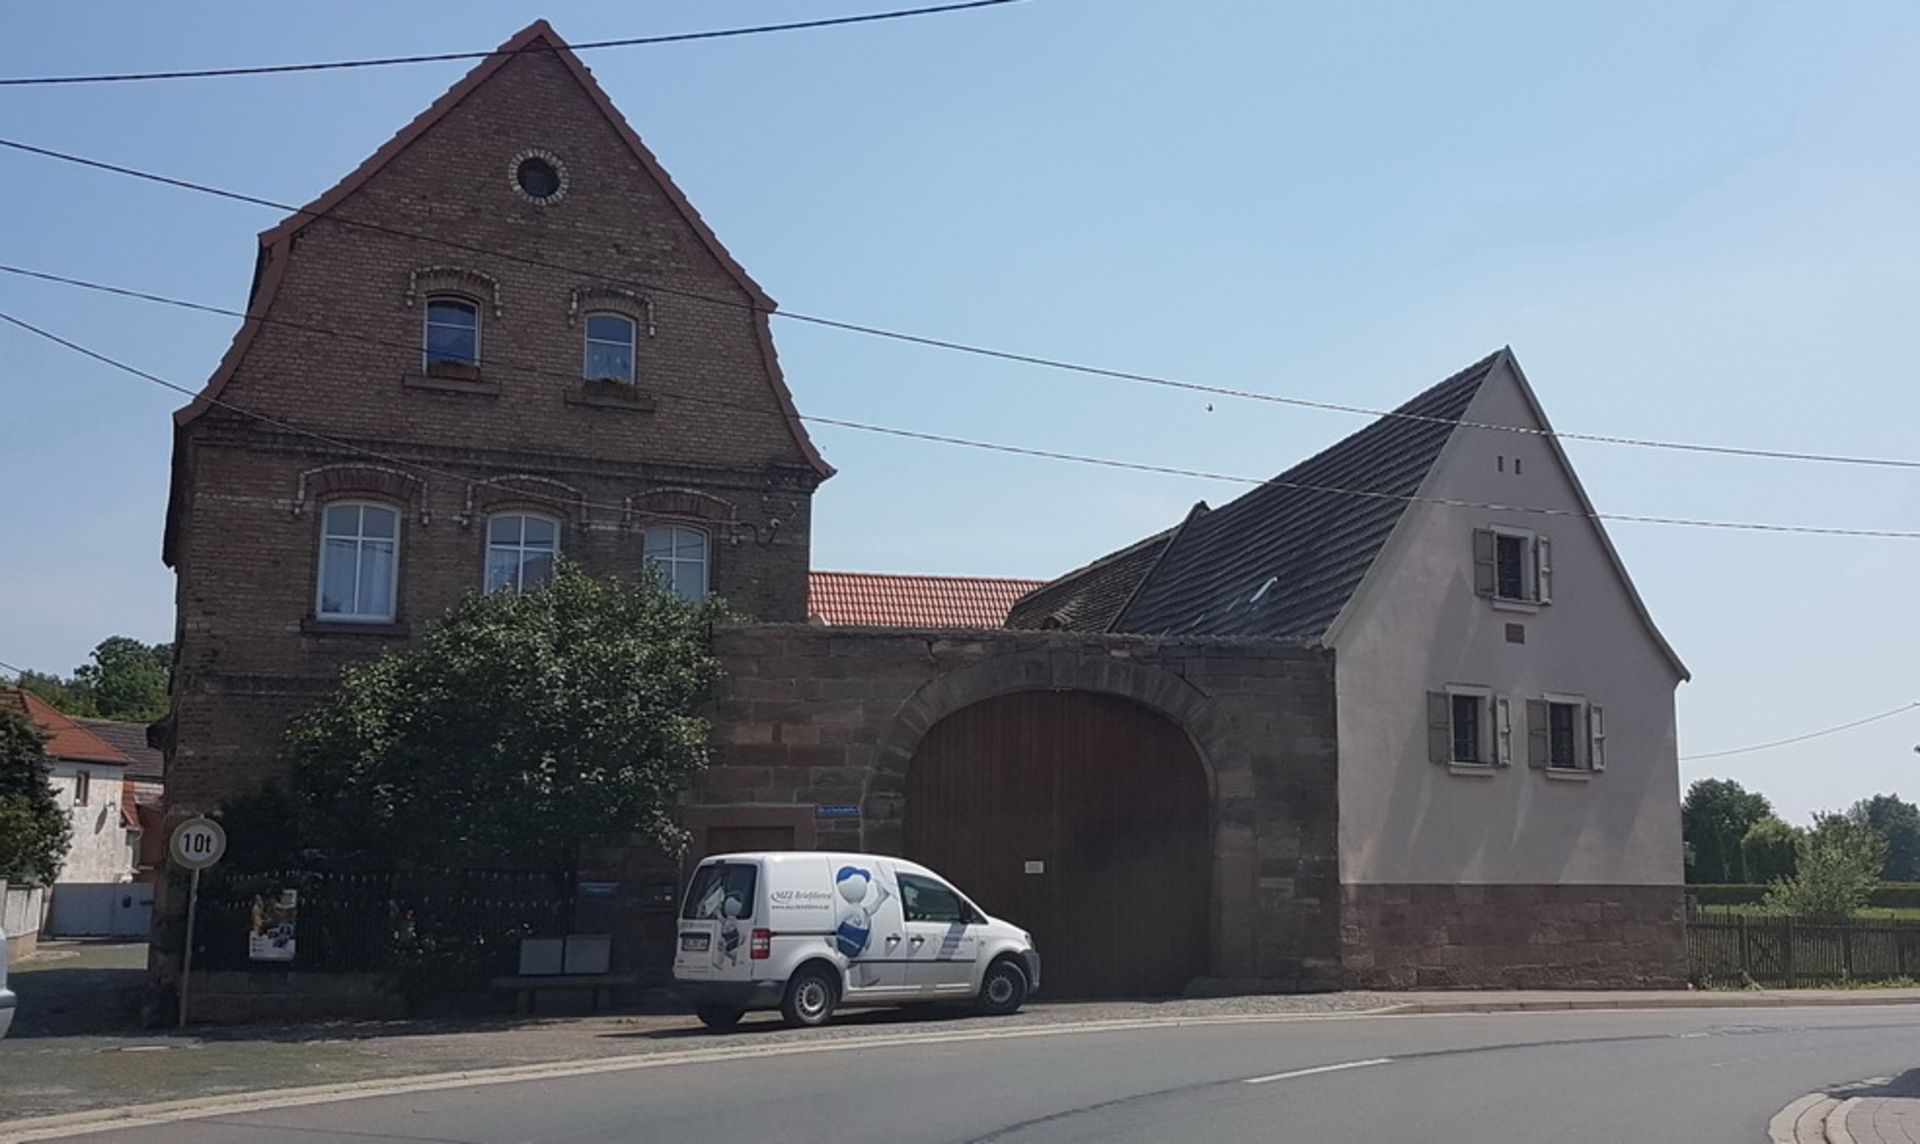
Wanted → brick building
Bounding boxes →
[154,22,829,998]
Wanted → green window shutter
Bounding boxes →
[1427,691,1452,765]
[1588,703,1606,771]
[1495,697,1513,766]
[1526,700,1549,769]
[1472,529,1496,597]
[1535,536,1553,604]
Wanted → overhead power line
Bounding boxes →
[5,302,1920,542]
[1680,702,1920,761]
[3,136,1919,476]
[0,2,1029,87]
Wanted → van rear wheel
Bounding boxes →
[781,965,839,1028]
[977,958,1028,1016]
[695,1005,743,1031]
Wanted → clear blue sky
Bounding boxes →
[2,2,1916,825]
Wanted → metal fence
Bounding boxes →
[1685,914,1920,987]
[191,869,573,976]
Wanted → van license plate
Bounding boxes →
[680,934,710,952]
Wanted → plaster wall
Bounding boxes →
[1332,359,1686,886]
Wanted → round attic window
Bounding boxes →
[508,149,568,205]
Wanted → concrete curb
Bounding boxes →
[1389,992,1920,1015]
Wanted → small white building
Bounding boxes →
[5,690,142,936]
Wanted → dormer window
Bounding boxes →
[424,296,481,375]
[583,313,636,384]
[1473,527,1551,605]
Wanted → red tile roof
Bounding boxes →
[1,688,132,765]
[808,572,1047,629]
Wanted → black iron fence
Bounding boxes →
[191,869,574,977]
[1685,913,1920,987]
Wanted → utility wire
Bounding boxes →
[4,136,1919,476]
[1680,702,1920,761]
[5,302,1920,541]
[0,2,1028,87]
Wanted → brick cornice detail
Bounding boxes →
[568,285,655,335]
[406,266,503,317]
[625,487,738,526]
[292,464,427,522]
[460,474,590,529]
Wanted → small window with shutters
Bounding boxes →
[1428,686,1502,769]
[1526,695,1603,774]
[1473,527,1551,605]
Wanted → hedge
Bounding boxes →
[1686,883,1920,908]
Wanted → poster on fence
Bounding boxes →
[248,889,298,962]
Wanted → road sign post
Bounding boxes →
[168,818,227,1029]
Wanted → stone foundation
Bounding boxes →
[1340,883,1686,990]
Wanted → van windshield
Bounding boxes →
[681,862,757,922]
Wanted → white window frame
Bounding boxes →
[1445,684,1497,770]
[74,768,91,807]
[484,512,561,595]
[422,294,482,370]
[1542,691,1593,776]
[644,524,710,602]
[315,500,401,623]
[1491,526,1537,606]
[582,312,637,384]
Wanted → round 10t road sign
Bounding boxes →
[169,817,227,870]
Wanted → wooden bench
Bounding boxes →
[490,972,637,1015]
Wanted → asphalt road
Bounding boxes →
[53,1004,1920,1143]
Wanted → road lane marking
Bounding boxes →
[1243,1057,1393,1085]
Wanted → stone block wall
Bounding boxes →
[1339,883,1687,989]
[694,623,1343,989]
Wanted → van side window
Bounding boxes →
[898,873,978,924]
[682,862,757,922]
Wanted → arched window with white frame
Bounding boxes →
[643,525,708,601]
[485,512,560,594]
[582,312,636,383]
[423,295,481,371]
[317,502,400,622]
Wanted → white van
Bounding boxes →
[672,851,1039,1029]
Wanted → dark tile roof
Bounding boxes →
[74,717,165,782]
[1005,526,1179,631]
[1018,351,1502,643]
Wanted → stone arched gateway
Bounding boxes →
[907,690,1210,997]
[697,627,1343,995]
[869,652,1235,998]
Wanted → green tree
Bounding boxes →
[1682,779,1773,884]
[278,564,727,871]
[0,708,71,886]
[16,669,96,717]
[1848,793,1920,883]
[1740,816,1800,884]
[13,637,172,722]
[73,637,172,721]
[1763,813,1888,921]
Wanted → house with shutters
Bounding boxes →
[1004,348,1690,987]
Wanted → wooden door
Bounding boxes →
[905,690,1210,998]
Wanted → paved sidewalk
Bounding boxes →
[1771,1071,1920,1144]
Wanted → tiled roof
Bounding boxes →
[808,572,1048,629]
[1,689,132,766]
[1022,351,1503,643]
[1005,527,1178,631]
[75,718,165,782]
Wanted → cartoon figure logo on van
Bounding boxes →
[712,894,744,969]
[834,866,891,987]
